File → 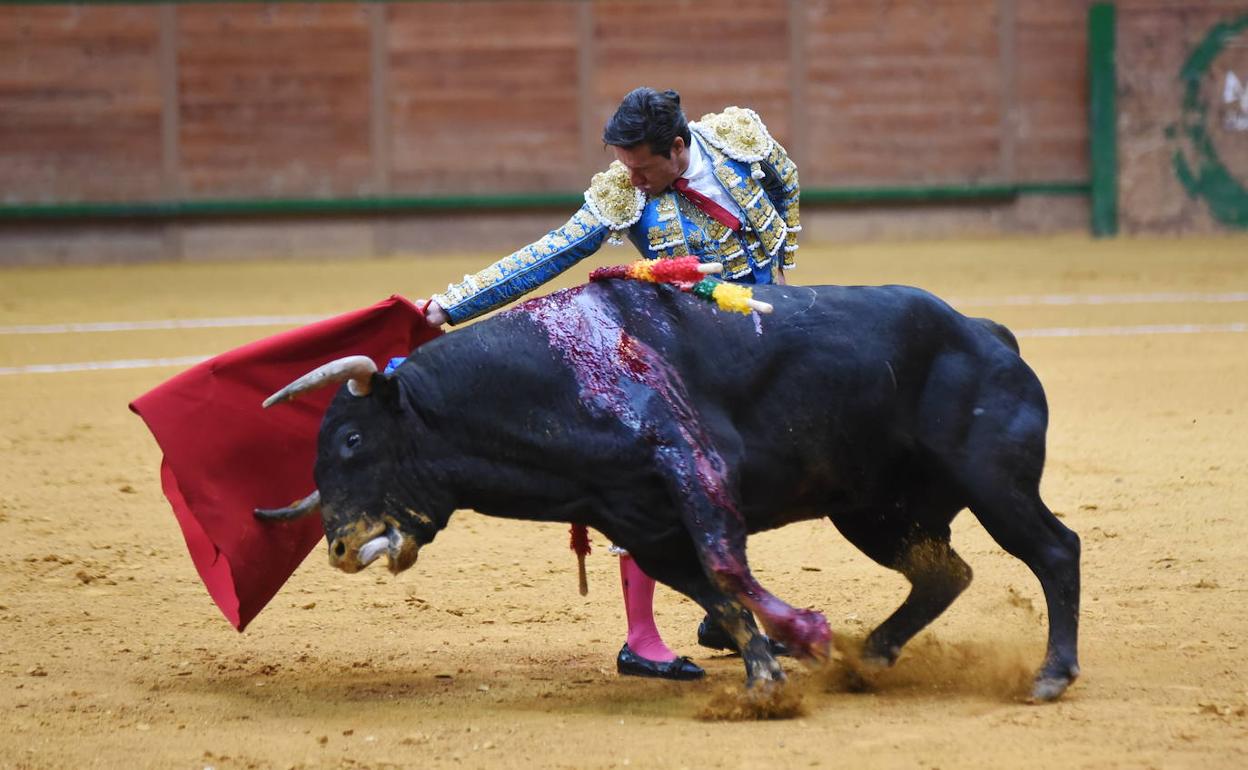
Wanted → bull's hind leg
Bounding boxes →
[830,510,972,668]
[949,395,1081,701]
[966,485,1080,701]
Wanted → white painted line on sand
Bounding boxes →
[0,314,327,336]
[951,291,1248,307]
[1016,322,1248,338]
[0,355,209,376]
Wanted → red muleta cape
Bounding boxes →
[129,295,441,631]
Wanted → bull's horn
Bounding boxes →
[254,490,321,521]
[262,355,377,408]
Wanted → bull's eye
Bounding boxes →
[346,432,362,449]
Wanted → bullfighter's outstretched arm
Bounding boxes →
[430,204,609,325]
[429,164,644,325]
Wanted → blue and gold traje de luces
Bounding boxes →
[432,107,800,325]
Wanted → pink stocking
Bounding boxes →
[619,555,678,662]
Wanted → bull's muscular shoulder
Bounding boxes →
[690,106,775,163]
[584,161,645,230]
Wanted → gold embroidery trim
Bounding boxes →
[690,106,775,163]
[584,161,645,230]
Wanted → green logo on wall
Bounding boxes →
[1171,15,1248,227]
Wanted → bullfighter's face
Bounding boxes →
[313,376,444,575]
[611,136,689,197]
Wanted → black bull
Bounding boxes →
[259,280,1081,701]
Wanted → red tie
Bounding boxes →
[672,177,741,232]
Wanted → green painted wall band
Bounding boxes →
[1088,3,1118,237]
[0,182,1089,221]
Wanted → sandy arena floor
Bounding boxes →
[1,234,1246,769]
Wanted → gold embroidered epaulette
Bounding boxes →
[691,106,775,164]
[584,161,645,230]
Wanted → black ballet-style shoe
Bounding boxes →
[615,644,706,680]
[696,616,791,657]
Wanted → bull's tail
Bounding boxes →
[975,317,1020,354]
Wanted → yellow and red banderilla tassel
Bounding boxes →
[689,277,774,315]
[589,256,773,315]
[589,255,718,284]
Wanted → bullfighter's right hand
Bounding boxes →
[418,299,448,328]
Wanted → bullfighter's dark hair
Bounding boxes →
[603,87,691,158]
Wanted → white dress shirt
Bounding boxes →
[677,136,745,226]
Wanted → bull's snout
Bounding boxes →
[327,533,375,573]
[327,519,421,575]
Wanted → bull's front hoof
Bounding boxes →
[746,674,785,693]
[778,608,832,663]
[745,666,787,689]
[743,642,787,687]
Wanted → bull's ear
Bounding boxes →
[369,372,403,412]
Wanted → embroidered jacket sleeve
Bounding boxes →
[431,162,645,325]
[759,140,800,269]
